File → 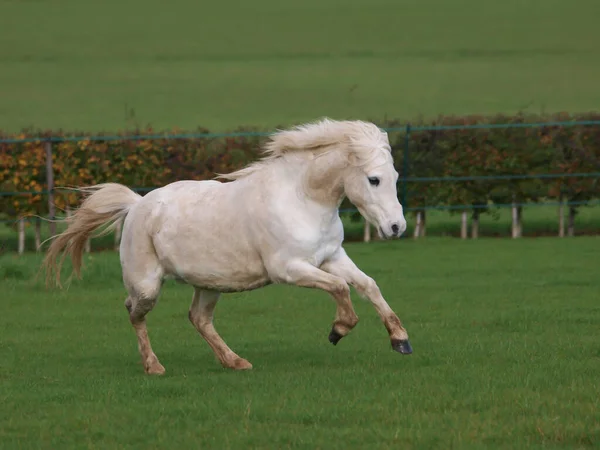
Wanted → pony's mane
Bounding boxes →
[217,118,390,181]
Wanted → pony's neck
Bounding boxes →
[301,148,347,208]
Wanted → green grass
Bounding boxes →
[1,0,600,132]
[1,238,599,448]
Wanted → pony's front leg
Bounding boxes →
[276,260,359,343]
[321,249,412,354]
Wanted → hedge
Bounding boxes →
[1,113,599,228]
[389,112,600,213]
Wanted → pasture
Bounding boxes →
[1,0,600,132]
[1,237,599,448]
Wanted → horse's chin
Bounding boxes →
[377,227,391,240]
[378,227,402,240]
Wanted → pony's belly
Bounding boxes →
[182,269,271,293]
[160,250,271,293]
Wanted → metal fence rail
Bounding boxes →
[2,119,600,144]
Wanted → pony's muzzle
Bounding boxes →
[391,220,406,236]
[380,220,407,239]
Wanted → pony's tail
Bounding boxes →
[42,183,142,288]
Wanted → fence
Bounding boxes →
[1,119,600,253]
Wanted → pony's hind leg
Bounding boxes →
[125,281,165,375]
[120,215,166,375]
[188,288,252,370]
[126,295,165,375]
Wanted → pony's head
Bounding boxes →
[219,118,407,238]
[341,124,406,239]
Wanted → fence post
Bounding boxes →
[18,218,25,255]
[401,124,410,209]
[401,124,411,238]
[363,221,371,243]
[558,194,565,237]
[45,140,56,237]
[35,217,42,251]
[413,211,422,238]
[511,196,519,239]
[460,210,468,239]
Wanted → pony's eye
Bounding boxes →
[368,177,380,187]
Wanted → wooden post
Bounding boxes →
[35,217,42,251]
[471,210,480,239]
[558,196,565,238]
[18,218,25,255]
[363,220,371,243]
[413,211,422,238]
[460,211,468,239]
[568,206,576,237]
[511,198,519,239]
[45,141,56,237]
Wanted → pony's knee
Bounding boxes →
[358,276,379,299]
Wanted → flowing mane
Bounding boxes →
[218,118,391,181]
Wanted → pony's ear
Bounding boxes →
[348,151,361,166]
[348,147,374,167]
[381,131,391,147]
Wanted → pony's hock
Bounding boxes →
[43,118,411,375]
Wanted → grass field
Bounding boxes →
[1,238,599,448]
[1,0,600,132]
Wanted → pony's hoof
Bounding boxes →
[226,358,253,370]
[328,328,344,345]
[391,339,413,355]
[235,359,253,370]
[145,362,166,375]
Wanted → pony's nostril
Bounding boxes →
[391,223,399,235]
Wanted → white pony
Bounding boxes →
[44,118,411,375]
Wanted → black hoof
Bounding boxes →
[328,328,344,345]
[391,339,413,355]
